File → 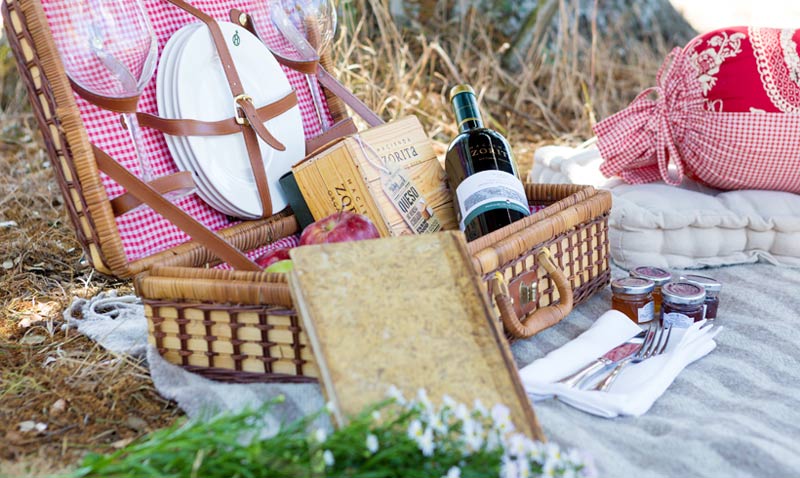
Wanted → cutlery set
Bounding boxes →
[557,321,696,392]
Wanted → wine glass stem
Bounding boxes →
[306,74,331,131]
[123,112,155,182]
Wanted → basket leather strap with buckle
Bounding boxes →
[66,0,381,270]
[230,9,385,128]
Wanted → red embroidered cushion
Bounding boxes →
[595,27,800,193]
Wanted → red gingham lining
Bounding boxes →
[594,30,800,194]
[40,0,332,263]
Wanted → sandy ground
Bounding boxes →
[672,0,800,32]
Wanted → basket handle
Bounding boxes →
[491,248,574,339]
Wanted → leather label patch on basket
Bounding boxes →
[381,164,442,234]
[510,269,540,318]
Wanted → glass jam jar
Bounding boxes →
[661,282,706,328]
[611,277,656,324]
[681,274,722,320]
[630,266,672,315]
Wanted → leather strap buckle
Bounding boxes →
[234,93,253,125]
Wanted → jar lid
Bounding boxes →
[681,274,722,293]
[611,277,655,295]
[661,281,706,305]
[630,266,672,286]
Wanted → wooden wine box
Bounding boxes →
[292,116,458,237]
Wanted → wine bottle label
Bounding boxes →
[382,165,442,234]
[455,170,529,230]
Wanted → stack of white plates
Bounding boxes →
[156,22,304,219]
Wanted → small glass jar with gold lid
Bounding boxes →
[611,277,656,324]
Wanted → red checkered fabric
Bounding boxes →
[41,0,332,262]
[595,27,800,193]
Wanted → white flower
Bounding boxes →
[442,394,457,409]
[486,429,502,452]
[542,459,557,478]
[507,433,527,458]
[517,457,531,478]
[454,403,469,422]
[490,403,514,433]
[324,401,335,413]
[366,433,379,454]
[473,399,488,417]
[416,388,433,411]
[443,466,461,478]
[565,448,583,464]
[461,418,484,453]
[371,410,382,422]
[526,440,545,462]
[500,456,520,478]
[322,450,334,467]
[408,419,424,440]
[387,385,406,404]
[418,426,436,456]
[429,412,448,435]
[313,428,327,443]
[545,442,562,462]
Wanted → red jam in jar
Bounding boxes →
[611,277,656,324]
[681,274,722,320]
[630,266,672,315]
[661,281,706,328]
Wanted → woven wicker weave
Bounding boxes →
[133,184,610,382]
[2,0,306,278]
[4,0,611,383]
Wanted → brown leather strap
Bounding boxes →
[229,8,320,76]
[227,8,382,127]
[229,8,258,37]
[240,122,273,217]
[137,91,297,137]
[317,67,384,127]
[93,145,260,271]
[69,79,139,113]
[165,0,285,151]
[237,98,286,152]
[110,171,195,216]
[164,0,284,217]
[305,117,357,156]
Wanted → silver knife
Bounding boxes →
[557,330,646,388]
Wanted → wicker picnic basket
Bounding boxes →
[4,0,611,383]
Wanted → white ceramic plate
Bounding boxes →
[156,23,243,217]
[174,21,304,217]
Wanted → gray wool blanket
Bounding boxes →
[511,263,800,477]
[66,263,800,476]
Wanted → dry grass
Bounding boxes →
[1,0,678,474]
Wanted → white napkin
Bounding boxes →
[520,310,722,418]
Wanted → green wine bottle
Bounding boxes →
[445,85,529,241]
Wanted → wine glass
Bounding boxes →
[49,0,193,204]
[254,0,338,130]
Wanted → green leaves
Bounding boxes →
[68,394,588,478]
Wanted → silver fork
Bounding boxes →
[593,323,673,392]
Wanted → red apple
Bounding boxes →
[300,211,381,245]
[255,246,292,269]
